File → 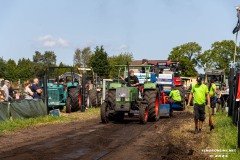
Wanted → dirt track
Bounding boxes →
[0,110,211,160]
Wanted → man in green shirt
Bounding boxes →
[167,86,182,116]
[187,76,210,134]
[209,79,217,115]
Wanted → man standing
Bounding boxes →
[209,79,217,115]
[30,78,42,99]
[2,80,11,102]
[120,70,139,87]
[187,76,210,134]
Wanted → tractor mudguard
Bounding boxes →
[109,83,122,89]
[144,82,156,89]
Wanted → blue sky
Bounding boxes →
[0,0,239,69]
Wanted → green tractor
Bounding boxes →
[43,67,82,113]
[100,64,160,124]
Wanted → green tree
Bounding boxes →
[90,46,110,78]
[197,40,239,75]
[168,42,201,77]
[73,47,92,68]
[17,58,34,81]
[82,47,92,67]
[33,51,57,78]
[0,57,6,78]
[4,59,18,81]
[58,62,72,75]
[108,52,133,78]
[73,48,81,67]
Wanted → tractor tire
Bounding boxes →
[108,90,116,107]
[101,102,109,123]
[66,97,71,113]
[175,86,186,110]
[97,91,102,107]
[144,89,160,121]
[106,90,116,121]
[139,103,148,124]
[68,88,81,112]
[89,90,97,107]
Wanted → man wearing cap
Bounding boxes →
[120,70,139,87]
[2,80,11,102]
[187,76,210,134]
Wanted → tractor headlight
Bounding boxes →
[116,97,121,101]
[125,97,129,101]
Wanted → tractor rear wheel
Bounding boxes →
[68,88,81,112]
[66,97,71,113]
[89,90,97,107]
[96,91,102,107]
[139,103,148,124]
[144,89,160,121]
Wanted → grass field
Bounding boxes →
[209,109,239,159]
[187,106,239,159]
[0,108,100,135]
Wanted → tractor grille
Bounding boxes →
[116,88,129,101]
[48,89,59,102]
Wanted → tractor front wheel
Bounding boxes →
[101,102,111,123]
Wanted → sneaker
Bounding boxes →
[194,128,198,134]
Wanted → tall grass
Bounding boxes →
[210,111,240,159]
[0,107,100,135]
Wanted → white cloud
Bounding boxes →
[37,35,69,48]
[114,44,129,51]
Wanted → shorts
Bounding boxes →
[210,96,217,108]
[194,103,205,121]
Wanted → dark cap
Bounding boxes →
[197,76,202,82]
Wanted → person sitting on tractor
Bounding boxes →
[166,86,182,116]
[120,70,139,87]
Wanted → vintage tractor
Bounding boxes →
[43,67,82,113]
[101,64,160,124]
[155,61,186,112]
[204,69,226,90]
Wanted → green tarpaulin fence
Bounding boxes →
[0,102,10,122]
[0,99,47,122]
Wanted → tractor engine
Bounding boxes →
[115,87,138,112]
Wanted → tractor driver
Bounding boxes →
[166,86,182,116]
[120,70,139,87]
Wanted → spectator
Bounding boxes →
[0,87,6,102]
[24,80,34,100]
[209,79,217,115]
[9,84,14,98]
[2,80,12,102]
[30,78,42,99]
